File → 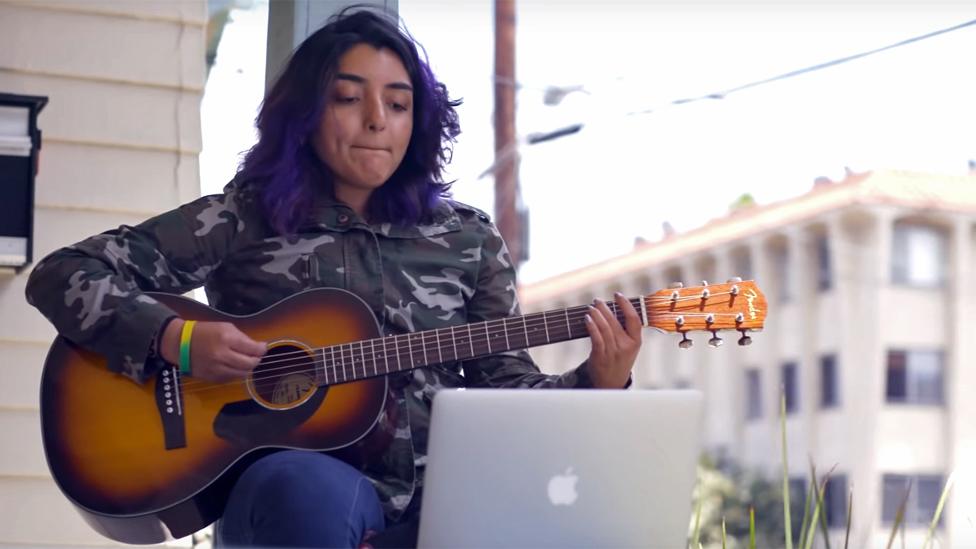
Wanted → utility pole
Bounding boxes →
[493,0,523,270]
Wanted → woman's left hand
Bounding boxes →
[584,293,643,388]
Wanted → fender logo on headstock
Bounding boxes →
[745,288,761,320]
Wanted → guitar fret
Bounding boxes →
[330,346,337,383]
[359,341,366,379]
[394,335,402,372]
[336,345,343,382]
[436,328,444,364]
[451,326,461,360]
[420,333,429,366]
[406,333,415,369]
[467,325,475,358]
[503,317,510,351]
[346,344,353,382]
[564,308,572,339]
[543,312,551,343]
[522,316,530,348]
[370,339,377,376]
[333,345,339,382]
[316,347,329,385]
[485,320,493,354]
[346,344,353,381]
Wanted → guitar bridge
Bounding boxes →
[155,366,187,450]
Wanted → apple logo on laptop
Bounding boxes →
[547,467,578,506]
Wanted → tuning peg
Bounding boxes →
[708,330,723,347]
[701,280,708,287]
[737,329,753,346]
[727,276,743,283]
[678,333,693,349]
[669,281,684,289]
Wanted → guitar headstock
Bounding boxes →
[644,278,766,348]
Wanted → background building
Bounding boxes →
[0,1,206,546]
[521,169,976,548]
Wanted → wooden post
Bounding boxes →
[493,0,521,269]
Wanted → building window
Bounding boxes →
[816,234,832,291]
[782,362,799,414]
[882,474,946,527]
[745,369,762,420]
[789,476,807,509]
[733,250,752,280]
[886,350,944,405]
[820,354,839,408]
[824,474,848,528]
[892,223,947,287]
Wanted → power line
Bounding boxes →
[628,17,976,116]
[475,17,976,179]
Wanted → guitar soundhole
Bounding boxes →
[250,343,318,409]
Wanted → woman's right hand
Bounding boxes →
[160,319,267,382]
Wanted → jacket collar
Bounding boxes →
[307,189,461,238]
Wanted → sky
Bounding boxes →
[200,0,976,285]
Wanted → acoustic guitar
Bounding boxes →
[39,280,766,543]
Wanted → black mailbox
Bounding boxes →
[0,92,47,273]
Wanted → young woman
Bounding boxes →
[26,8,641,548]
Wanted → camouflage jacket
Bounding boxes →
[26,180,597,522]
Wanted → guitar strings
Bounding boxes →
[177,290,744,392]
[179,302,637,394]
[178,291,752,393]
[180,288,748,389]
[178,308,751,397]
[179,309,749,396]
[180,310,753,399]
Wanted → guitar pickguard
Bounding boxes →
[212,386,328,447]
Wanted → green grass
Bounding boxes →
[687,385,957,549]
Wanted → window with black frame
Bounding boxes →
[782,362,799,414]
[816,233,831,291]
[885,349,944,405]
[745,368,762,420]
[820,354,839,408]
[881,474,946,527]
[891,223,947,288]
[823,474,848,528]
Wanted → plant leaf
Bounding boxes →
[922,472,955,549]
[750,506,757,549]
[781,389,793,549]
[844,486,853,549]
[885,480,912,549]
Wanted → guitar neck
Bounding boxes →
[314,279,767,386]
[316,298,644,385]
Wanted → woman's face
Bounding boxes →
[313,43,414,205]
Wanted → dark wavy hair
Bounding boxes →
[237,7,461,235]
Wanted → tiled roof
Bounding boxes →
[521,169,976,303]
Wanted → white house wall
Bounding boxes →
[0,0,206,546]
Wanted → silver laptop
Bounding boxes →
[417,389,704,549]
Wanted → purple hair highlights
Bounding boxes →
[237,8,461,235]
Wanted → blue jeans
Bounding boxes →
[216,451,386,548]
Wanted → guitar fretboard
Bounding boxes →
[316,298,645,385]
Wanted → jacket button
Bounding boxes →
[337,214,349,224]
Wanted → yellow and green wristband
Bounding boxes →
[178,320,196,376]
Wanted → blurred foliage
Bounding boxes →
[690,455,805,549]
[729,193,756,213]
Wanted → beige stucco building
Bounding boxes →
[522,169,976,548]
[0,1,206,546]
